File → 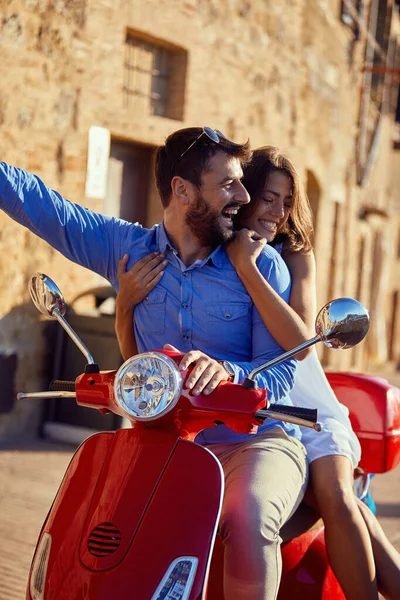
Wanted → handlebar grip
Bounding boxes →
[268,404,318,423]
[49,379,76,392]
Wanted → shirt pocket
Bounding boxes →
[140,287,167,334]
[206,302,252,347]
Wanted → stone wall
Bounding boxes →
[0,0,399,437]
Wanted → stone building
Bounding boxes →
[0,0,399,440]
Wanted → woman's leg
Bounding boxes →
[208,429,308,600]
[309,455,378,600]
[356,497,400,600]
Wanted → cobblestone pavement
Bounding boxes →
[0,371,399,599]
[0,440,73,600]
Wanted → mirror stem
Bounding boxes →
[243,335,320,389]
[53,307,97,367]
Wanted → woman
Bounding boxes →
[115,147,400,599]
[225,146,400,600]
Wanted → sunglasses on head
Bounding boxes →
[178,126,228,161]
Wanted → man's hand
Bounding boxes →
[163,344,232,396]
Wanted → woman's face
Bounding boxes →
[240,170,293,242]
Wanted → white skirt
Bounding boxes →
[290,349,361,469]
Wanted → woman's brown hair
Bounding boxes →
[237,146,314,253]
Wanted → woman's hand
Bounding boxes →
[117,252,167,310]
[226,229,266,272]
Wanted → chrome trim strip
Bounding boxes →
[200,445,225,600]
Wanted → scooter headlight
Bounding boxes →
[114,352,182,421]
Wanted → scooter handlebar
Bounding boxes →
[49,379,76,392]
[255,404,321,431]
[266,404,318,423]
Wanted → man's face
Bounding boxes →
[185,152,250,247]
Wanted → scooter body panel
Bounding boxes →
[79,426,181,571]
[279,529,345,600]
[27,429,224,600]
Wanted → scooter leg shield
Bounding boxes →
[27,429,223,600]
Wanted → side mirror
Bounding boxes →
[29,273,98,371]
[244,297,370,388]
[315,297,369,349]
[29,273,66,319]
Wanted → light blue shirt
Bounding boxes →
[0,162,300,443]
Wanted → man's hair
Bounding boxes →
[155,127,251,208]
[237,146,314,253]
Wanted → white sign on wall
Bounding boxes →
[85,126,111,199]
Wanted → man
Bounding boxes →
[0,127,307,600]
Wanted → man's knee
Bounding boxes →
[219,492,283,545]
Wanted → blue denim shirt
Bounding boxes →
[0,162,301,443]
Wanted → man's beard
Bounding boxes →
[185,190,234,249]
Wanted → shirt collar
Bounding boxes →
[205,245,225,269]
[156,221,174,254]
[156,221,226,269]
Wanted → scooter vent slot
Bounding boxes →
[87,522,121,557]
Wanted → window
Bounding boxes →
[357,0,394,182]
[370,0,392,105]
[123,32,187,120]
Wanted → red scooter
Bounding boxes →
[20,273,400,600]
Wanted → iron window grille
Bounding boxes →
[123,33,186,120]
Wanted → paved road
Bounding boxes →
[0,440,73,600]
[0,370,399,599]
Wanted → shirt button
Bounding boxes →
[183,335,189,340]
[182,303,188,309]
[183,272,189,277]
[225,313,231,318]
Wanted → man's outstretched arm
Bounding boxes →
[0,162,135,282]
